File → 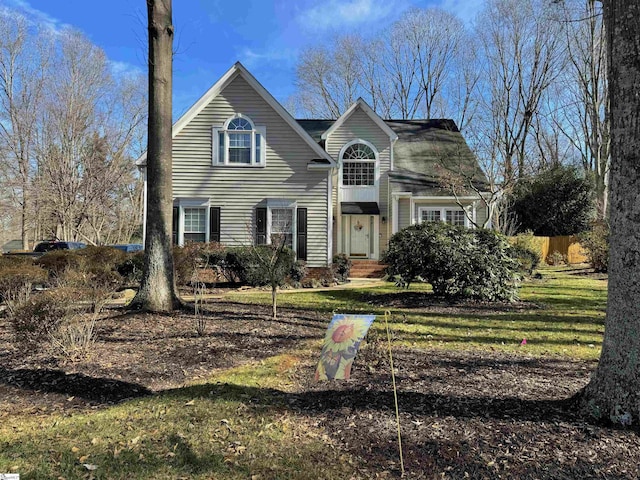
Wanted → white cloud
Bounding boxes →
[2,0,71,33]
[109,60,144,79]
[436,0,484,25]
[297,0,399,32]
[238,47,297,69]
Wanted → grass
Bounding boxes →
[0,266,607,479]
[0,354,357,480]
[226,265,607,360]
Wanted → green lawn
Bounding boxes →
[226,266,607,360]
[0,266,608,479]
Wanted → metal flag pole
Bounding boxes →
[384,310,404,476]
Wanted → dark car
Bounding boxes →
[110,244,144,253]
[33,241,87,253]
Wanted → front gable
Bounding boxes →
[137,63,334,168]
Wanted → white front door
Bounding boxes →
[349,215,370,258]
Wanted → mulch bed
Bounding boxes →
[1,298,638,479]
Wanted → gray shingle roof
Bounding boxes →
[297,118,488,196]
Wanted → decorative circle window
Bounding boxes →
[342,143,376,186]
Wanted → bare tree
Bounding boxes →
[579,0,640,426]
[402,8,466,119]
[295,35,364,118]
[33,31,145,245]
[476,0,567,183]
[556,0,609,216]
[130,0,181,312]
[381,22,422,119]
[0,14,47,250]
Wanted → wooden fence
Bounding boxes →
[535,236,588,264]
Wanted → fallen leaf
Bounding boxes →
[83,464,98,471]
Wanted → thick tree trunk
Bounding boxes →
[130,0,181,312]
[579,0,640,425]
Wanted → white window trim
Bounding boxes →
[265,199,297,252]
[338,139,379,189]
[417,206,470,228]
[175,198,210,246]
[212,114,266,167]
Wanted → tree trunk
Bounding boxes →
[130,0,181,312]
[579,0,640,425]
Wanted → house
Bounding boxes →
[137,62,490,271]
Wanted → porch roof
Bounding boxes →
[341,202,380,215]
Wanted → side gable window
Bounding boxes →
[212,114,266,166]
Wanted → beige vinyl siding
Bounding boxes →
[172,73,329,266]
[398,198,411,231]
[326,107,392,251]
[475,204,489,228]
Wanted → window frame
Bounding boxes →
[183,206,207,243]
[339,139,379,189]
[174,199,221,246]
[417,206,470,228]
[212,114,266,167]
[261,199,298,253]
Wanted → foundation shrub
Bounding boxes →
[331,254,352,283]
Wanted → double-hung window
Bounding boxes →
[255,199,308,260]
[270,208,294,248]
[183,207,206,242]
[418,207,468,227]
[213,115,266,166]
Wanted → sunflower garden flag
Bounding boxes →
[315,314,375,381]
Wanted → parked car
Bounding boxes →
[109,244,144,253]
[33,241,87,253]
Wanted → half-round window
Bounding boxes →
[228,117,252,131]
[343,143,376,161]
[341,142,377,186]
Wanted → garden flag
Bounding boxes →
[315,314,375,381]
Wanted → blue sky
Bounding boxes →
[2,0,484,119]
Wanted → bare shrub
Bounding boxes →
[9,289,74,348]
[0,263,48,315]
[49,314,97,361]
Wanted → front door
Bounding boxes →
[349,215,369,258]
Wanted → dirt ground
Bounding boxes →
[1,298,639,479]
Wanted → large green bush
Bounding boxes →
[512,165,595,236]
[579,221,609,272]
[383,222,520,301]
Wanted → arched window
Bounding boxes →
[341,141,377,186]
[213,114,266,166]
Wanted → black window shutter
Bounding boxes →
[172,206,179,245]
[255,207,267,245]
[296,207,307,261]
[209,207,220,243]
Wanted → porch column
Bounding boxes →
[392,194,399,234]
